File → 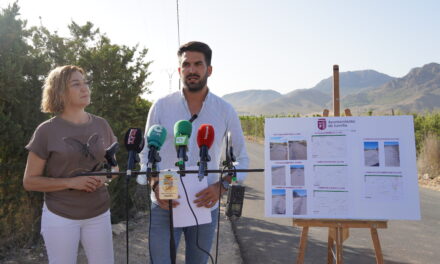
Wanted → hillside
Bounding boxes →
[343,63,440,113]
[222,63,440,115]
[246,89,331,115]
[222,89,282,114]
[313,70,394,95]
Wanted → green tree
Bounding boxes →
[0,2,153,251]
[0,3,49,251]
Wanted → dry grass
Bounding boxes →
[417,133,440,180]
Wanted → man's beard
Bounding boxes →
[183,73,208,92]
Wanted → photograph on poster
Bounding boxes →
[290,165,305,186]
[272,189,286,215]
[288,140,307,160]
[385,141,400,167]
[293,189,307,215]
[270,136,288,160]
[364,141,380,167]
[271,165,286,186]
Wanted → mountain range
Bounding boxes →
[222,63,440,115]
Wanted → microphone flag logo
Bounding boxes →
[128,129,137,144]
[317,118,326,130]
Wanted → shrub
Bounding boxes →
[417,133,440,179]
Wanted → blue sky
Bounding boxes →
[269,136,286,143]
[364,141,379,150]
[293,189,307,197]
[3,0,440,102]
[385,141,399,146]
[272,189,286,196]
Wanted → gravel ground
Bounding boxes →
[2,207,242,264]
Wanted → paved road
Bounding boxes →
[271,166,286,185]
[232,140,440,264]
[289,141,307,160]
[270,143,288,160]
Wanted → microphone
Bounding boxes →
[104,142,119,179]
[224,131,236,179]
[105,142,119,167]
[174,120,192,170]
[189,114,198,123]
[137,125,167,185]
[222,131,245,218]
[104,142,119,167]
[124,128,144,174]
[197,124,215,181]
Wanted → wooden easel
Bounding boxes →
[293,219,387,264]
[293,65,388,264]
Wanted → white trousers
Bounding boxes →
[41,204,114,264]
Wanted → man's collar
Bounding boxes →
[180,87,210,102]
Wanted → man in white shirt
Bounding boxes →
[140,41,249,264]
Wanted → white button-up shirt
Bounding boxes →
[140,89,249,208]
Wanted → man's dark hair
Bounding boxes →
[178,41,212,66]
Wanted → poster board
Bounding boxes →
[264,116,420,220]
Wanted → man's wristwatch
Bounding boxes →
[221,178,230,191]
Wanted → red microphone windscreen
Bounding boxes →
[197,124,215,149]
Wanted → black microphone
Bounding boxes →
[105,142,119,167]
[223,131,245,218]
[104,142,119,179]
[189,114,198,123]
[124,128,144,173]
[224,131,236,178]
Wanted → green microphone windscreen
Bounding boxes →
[147,125,167,150]
[174,120,192,137]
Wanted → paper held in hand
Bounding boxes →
[160,167,212,228]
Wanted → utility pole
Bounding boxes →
[165,69,176,94]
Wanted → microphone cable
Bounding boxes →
[179,174,215,264]
[214,167,225,264]
[169,200,177,264]
[147,176,154,264]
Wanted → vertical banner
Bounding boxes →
[264,116,420,220]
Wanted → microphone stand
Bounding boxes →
[76,167,263,264]
[125,153,139,264]
[150,146,177,264]
[168,158,188,264]
[169,140,189,264]
[125,137,143,264]
[77,168,264,177]
[147,149,160,264]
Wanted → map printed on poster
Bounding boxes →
[264,116,421,220]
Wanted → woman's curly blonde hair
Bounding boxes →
[41,65,86,114]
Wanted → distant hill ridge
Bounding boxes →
[222,63,440,115]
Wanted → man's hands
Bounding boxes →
[194,181,226,208]
[150,178,228,209]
